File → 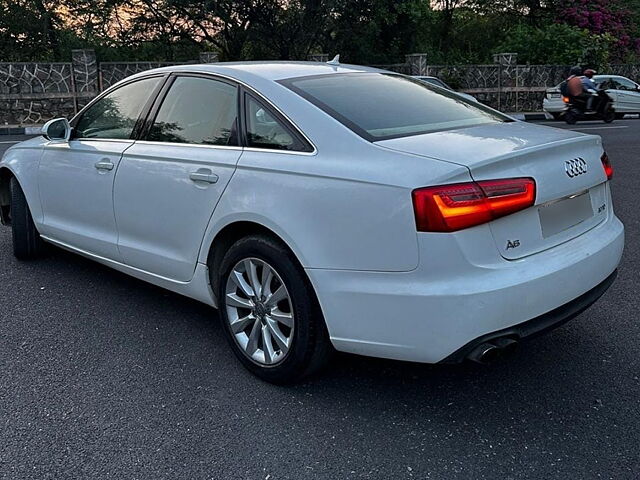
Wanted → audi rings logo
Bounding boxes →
[565,157,588,178]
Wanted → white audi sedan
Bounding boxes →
[0,62,624,383]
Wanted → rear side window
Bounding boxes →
[244,94,312,152]
[75,77,161,140]
[280,73,510,141]
[148,76,238,146]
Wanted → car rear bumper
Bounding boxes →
[440,268,617,363]
[543,97,567,113]
[307,212,624,363]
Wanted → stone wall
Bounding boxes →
[2,50,640,125]
[0,63,76,125]
[99,62,189,90]
[0,50,211,126]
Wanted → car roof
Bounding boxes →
[551,74,636,89]
[138,61,386,82]
[593,74,634,81]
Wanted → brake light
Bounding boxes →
[562,96,570,103]
[601,152,613,180]
[412,178,536,232]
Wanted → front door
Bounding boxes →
[610,77,640,113]
[38,76,163,260]
[114,75,242,281]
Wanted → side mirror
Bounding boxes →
[42,118,71,141]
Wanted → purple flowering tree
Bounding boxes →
[557,0,639,60]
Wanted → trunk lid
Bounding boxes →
[378,122,609,259]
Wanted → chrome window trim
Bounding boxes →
[131,140,317,157]
[241,146,317,157]
[67,138,136,144]
[133,140,243,151]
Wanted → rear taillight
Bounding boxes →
[601,152,613,180]
[562,96,570,103]
[412,178,536,232]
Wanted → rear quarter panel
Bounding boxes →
[199,144,471,272]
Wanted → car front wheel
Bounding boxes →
[9,177,45,260]
[216,235,332,383]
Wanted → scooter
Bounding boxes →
[563,89,616,125]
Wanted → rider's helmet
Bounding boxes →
[584,69,596,78]
[570,66,583,76]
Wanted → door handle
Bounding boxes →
[189,169,219,184]
[95,159,114,171]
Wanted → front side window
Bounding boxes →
[148,76,238,146]
[244,95,309,151]
[75,77,161,140]
[281,73,510,141]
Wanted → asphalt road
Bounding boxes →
[1,121,639,479]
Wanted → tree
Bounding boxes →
[321,0,431,64]
[0,0,63,60]
[248,0,336,60]
[497,23,614,66]
[556,0,639,61]
[431,0,466,52]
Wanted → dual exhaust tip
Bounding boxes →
[467,337,519,364]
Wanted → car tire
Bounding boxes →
[9,177,45,260]
[603,108,615,123]
[551,112,562,121]
[216,234,332,384]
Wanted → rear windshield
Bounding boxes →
[280,73,510,141]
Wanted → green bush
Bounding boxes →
[497,23,615,67]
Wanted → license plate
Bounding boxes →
[539,191,593,238]
[548,93,561,99]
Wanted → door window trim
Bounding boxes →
[69,74,168,142]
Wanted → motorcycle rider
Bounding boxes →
[582,69,598,91]
[567,66,585,96]
[562,66,614,123]
[581,69,598,109]
[566,66,587,108]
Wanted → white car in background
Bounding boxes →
[414,75,478,102]
[0,62,624,383]
[544,74,640,119]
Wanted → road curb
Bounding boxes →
[508,112,548,121]
[0,126,42,136]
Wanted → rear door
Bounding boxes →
[38,76,163,260]
[114,74,242,281]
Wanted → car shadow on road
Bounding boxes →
[37,243,625,411]
[5,236,637,477]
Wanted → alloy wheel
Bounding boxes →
[224,258,294,365]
